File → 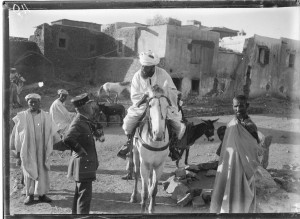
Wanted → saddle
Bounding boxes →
[168,121,194,150]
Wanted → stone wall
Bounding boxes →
[10,38,53,83]
[116,27,138,57]
[31,23,117,82]
[164,25,220,97]
[215,50,244,98]
[94,57,140,84]
[278,38,300,100]
[245,35,282,97]
[137,25,168,58]
[238,35,300,100]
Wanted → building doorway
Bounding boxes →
[191,79,200,95]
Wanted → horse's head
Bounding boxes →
[146,84,172,141]
[202,119,219,142]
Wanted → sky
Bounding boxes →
[8,7,300,41]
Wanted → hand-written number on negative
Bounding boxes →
[12,4,30,16]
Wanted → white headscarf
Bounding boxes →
[25,93,41,101]
[139,51,160,66]
[58,89,69,95]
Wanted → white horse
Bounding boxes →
[98,82,131,103]
[130,82,171,213]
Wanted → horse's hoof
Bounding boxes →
[130,197,137,203]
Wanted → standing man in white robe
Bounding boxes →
[50,89,76,137]
[10,93,55,205]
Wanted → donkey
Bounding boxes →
[174,119,219,167]
[95,102,126,127]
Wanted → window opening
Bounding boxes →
[191,79,199,94]
[58,38,67,48]
[258,47,270,65]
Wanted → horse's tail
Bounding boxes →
[98,85,104,96]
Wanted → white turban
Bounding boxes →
[58,89,69,95]
[139,51,160,66]
[25,93,41,101]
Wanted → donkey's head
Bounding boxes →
[202,119,219,142]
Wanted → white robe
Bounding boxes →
[50,99,75,135]
[123,66,184,137]
[10,110,55,195]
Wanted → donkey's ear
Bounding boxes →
[212,118,219,123]
[201,119,208,123]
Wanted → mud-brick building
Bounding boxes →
[220,34,300,100]
[279,37,300,100]
[241,35,300,100]
[9,37,53,83]
[100,19,220,97]
[29,19,117,83]
[214,48,244,98]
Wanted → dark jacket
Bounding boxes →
[63,114,99,182]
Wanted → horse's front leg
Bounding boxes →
[140,164,149,213]
[184,148,190,165]
[148,164,163,213]
[130,146,139,203]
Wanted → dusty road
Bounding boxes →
[9,113,300,215]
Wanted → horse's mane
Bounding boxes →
[119,81,131,86]
[151,85,164,95]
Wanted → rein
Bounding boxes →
[137,123,169,152]
[137,95,170,152]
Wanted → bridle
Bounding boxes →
[148,95,172,120]
[137,94,172,151]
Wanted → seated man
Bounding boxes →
[210,95,261,213]
[117,51,186,162]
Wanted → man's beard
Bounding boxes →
[141,70,155,79]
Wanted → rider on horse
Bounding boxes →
[117,50,186,162]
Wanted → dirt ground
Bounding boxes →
[7,82,300,215]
